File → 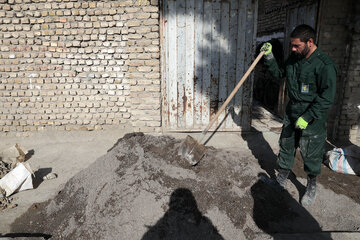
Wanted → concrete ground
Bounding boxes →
[0,105,359,239]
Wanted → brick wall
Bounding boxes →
[318,0,359,143]
[0,0,161,135]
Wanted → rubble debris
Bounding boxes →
[0,144,26,169]
[0,145,36,212]
[0,187,17,211]
[0,153,17,211]
[0,160,11,179]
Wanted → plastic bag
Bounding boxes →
[325,147,360,175]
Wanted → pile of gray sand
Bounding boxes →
[10,133,360,239]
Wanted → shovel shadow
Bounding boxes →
[203,110,232,146]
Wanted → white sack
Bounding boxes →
[0,162,33,197]
[326,147,360,175]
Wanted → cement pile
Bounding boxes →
[11,133,259,239]
[11,133,360,239]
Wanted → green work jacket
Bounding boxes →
[264,48,337,124]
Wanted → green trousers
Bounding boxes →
[277,113,326,177]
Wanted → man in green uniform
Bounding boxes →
[260,24,337,206]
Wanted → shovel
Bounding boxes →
[178,51,265,165]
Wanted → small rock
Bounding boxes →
[8,203,17,209]
[43,173,57,180]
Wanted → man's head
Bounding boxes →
[290,24,317,58]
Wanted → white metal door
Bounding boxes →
[161,0,258,131]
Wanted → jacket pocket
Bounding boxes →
[299,73,316,95]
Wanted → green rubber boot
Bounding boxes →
[301,176,317,206]
[276,168,290,189]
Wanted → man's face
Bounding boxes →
[290,38,310,58]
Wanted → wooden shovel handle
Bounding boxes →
[202,51,265,135]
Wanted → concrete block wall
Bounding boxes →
[0,0,161,135]
[337,0,359,143]
[318,0,359,143]
[346,19,360,143]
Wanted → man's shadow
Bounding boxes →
[231,106,331,238]
[252,173,332,239]
[141,188,224,240]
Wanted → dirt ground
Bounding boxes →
[1,105,360,240]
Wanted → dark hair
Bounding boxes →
[290,24,316,43]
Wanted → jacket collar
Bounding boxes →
[304,48,320,64]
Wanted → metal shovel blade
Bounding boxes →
[178,135,206,166]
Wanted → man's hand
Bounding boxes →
[260,42,274,60]
[260,42,272,55]
[295,117,308,130]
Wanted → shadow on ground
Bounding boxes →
[251,174,331,240]
[239,119,331,239]
[241,128,277,179]
[0,232,52,239]
[32,167,53,189]
[141,188,224,240]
